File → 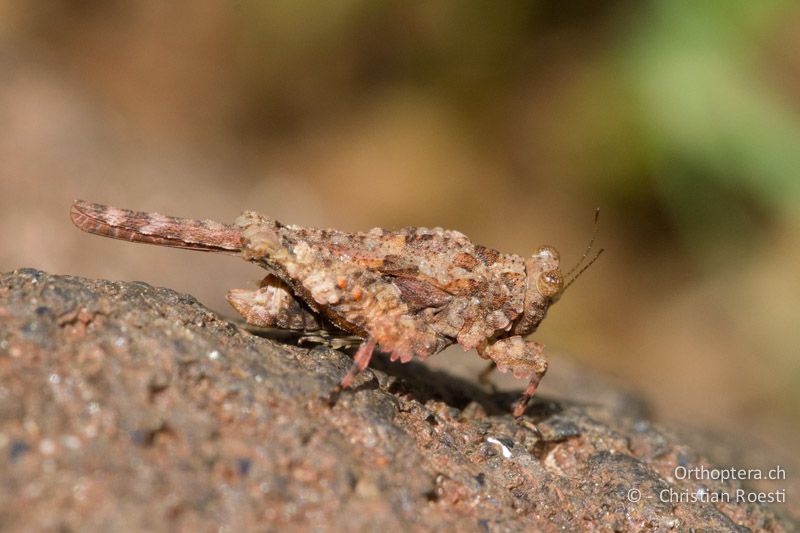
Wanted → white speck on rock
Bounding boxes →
[61,435,81,450]
[39,438,56,455]
[487,437,512,458]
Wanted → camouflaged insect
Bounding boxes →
[71,200,588,417]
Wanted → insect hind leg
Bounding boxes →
[226,274,321,331]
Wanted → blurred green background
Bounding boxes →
[1,1,798,458]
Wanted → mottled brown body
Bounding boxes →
[71,200,569,416]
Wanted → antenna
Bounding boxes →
[563,208,600,279]
[562,208,603,292]
[563,248,604,291]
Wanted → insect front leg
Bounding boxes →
[477,361,499,393]
[478,336,548,417]
[226,274,321,331]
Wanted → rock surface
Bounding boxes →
[0,270,794,531]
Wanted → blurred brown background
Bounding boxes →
[1,1,798,458]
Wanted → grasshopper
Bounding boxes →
[71,200,600,416]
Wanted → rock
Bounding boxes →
[0,270,795,531]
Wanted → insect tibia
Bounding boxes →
[70,200,242,253]
[243,324,361,350]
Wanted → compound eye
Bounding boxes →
[534,245,560,262]
[537,269,563,298]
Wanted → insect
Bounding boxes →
[70,200,601,416]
